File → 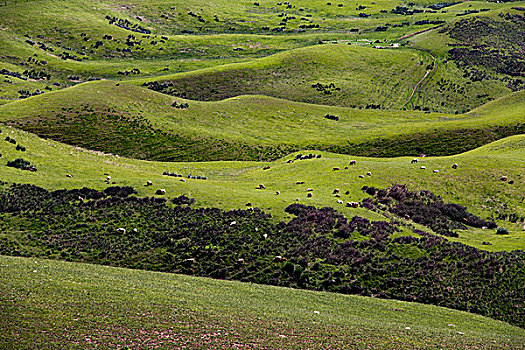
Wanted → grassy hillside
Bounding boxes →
[0,125,523,251]
[1,0,522,111]
[136,44,432,109]
[405,5,525,112]
[2,256,523,349]
[0,0,523,344]
[1,80,523,161]
[2,180,524,326]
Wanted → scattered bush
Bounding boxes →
[172,195,195,206]
[171,101,189,109]
[6,158,36,171]
[324,114,339,121]
[496,227,509,235]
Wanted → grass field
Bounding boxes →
[1,125,523,251]
[1,0,523,110]
[1,255,524,349]
[1,81,523,162]
[0,0,523,346]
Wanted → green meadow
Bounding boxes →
[0,0,523,346]
[2,256,524,349]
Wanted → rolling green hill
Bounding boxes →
[136,44,432,109]
[2,256,523,349]
[0,0,523,344]
[0,125,523,251]
[1,80,523,161]
[1,0,522,111]
[405,5,525,112]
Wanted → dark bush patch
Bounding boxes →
[103,186,137,197]
[324,114,339,121]
[6,158,36,171]
[172,195,195,205]
[496,227,509,235]
[361,184,496,236]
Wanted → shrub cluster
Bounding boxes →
[324,114,339,121]
[0,184,522,327]
[442,15,525,79]
[163,171,207,180]
[361,184,496,237]
[105,15,151,34]
[6,158,36,171]
[171,195,195,205]
[171,101,189,109]
[294,153,321,160]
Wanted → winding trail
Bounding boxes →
[401,48,438,109]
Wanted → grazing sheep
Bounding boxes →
[433,170,439,173]
[116,228,126,234]
[296,181,305,184]
[333,188,340,194]
[246,202,252,207]
[420,166,426,170]
[307,193,313,198]
[105,175,111,183]
[350,160,356,165]
[274,255,287,262]
[66,174,73,178]
[146,180,152,186]
[237,258,245,264]
[156,189,166,195]
[263,166,271,170]
[306,188,313,192]
[180,179,186,182]
[184,258,196,264]
[275,190,280,195]
[333,167,340,170]
[230,221,237,226]
[358,175,365,178]
[337,199,344,204]
[499,176,508,181]
[257,184,266,189]
[346,201,359,208]
[286,159,294,163]
[452,163,458,169]
[366,172,372,176]
[411,158,418,164]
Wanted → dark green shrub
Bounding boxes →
[496,227,509,235]
[6,158,36,171]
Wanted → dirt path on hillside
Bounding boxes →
[401,48,437,109]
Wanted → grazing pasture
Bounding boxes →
[0,126,523,251]
[0,81,523,161]
[0,0,523,347]
[1,256,524,349]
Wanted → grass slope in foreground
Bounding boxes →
[1,256,524,350]
[1,80,524,162]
